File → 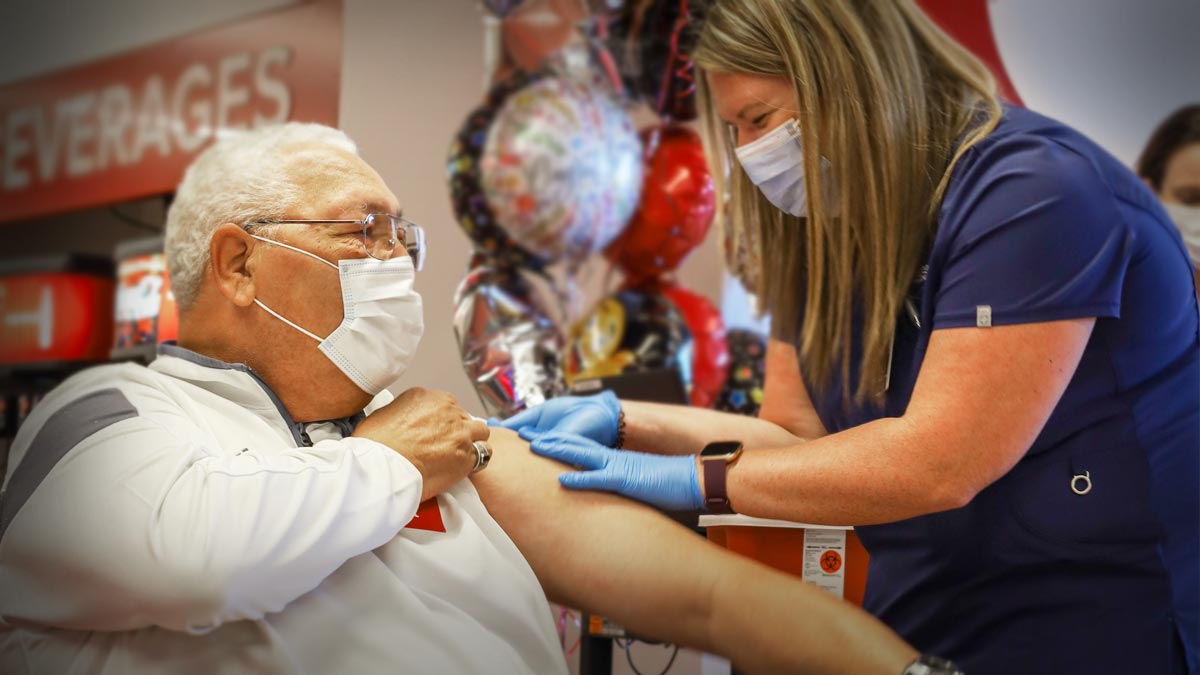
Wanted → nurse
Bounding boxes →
[496,1,1199,673]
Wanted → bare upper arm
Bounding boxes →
[470,428,722,642]
[470,428,675,604]
[759,338,828,439]
[903,318,1095,502]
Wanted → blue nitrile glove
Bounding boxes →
[522,429,703,511]
[490,390,621,447]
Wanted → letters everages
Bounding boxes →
[1,46,292,192]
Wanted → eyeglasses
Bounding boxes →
[244,213,426,270]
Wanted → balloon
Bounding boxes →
[715,329,767,416]
[448,71,546,271]
[607,124,715,284]
[565,288,693,390]
[606,0,699,120]
[480,74,643,263]
[655,281,728,408]
[453,262,567,418]
[499,0,587,72]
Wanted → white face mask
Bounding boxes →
[734,118,836,218]
[1165,202,1200,266]
[250,235,425,395]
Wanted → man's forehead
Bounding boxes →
[282,144,399,218]
[324,196,403,219]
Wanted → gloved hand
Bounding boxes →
[490,391,622,447]
[522,429,703,512]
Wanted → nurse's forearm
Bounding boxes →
[621,400,803,455]
[473,429,917,674]
[725,417,970,525]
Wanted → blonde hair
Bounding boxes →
[694,0,1002,406]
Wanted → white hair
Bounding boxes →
[165,122,358,309]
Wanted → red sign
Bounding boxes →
[405,498,447,534]
[0,1,342,224]
[0,273,115,365]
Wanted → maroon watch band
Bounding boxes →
[703,456,736,514]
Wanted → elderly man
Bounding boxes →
[0,124,921,674]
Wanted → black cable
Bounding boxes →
[109,206,163,233]
[623,638,680,675]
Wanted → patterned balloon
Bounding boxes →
[480,74,643,263]
[565,288,692,391]
[715,328,767,416]
[453,262,566,418]
[448,71,545,271]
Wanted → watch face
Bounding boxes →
[701,441,743,457]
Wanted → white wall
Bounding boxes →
[990,0,1200,167]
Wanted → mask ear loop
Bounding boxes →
[247,233,337,342]
[253,299,323,342]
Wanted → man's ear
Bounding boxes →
[209,224,258,307]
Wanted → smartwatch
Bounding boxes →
[699,441,744,514]
[901,654,965,675]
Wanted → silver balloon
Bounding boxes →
[453,264,566,418]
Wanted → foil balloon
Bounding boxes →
[453,263,566,418]
[715,329,767,416]
[606,0,699,120]
[565,288,693,390]
[656,281,728,408]
[448,71,546,271]
[607,124,715,285]
[480,74,643,264]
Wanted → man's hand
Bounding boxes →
[354,387,488,501]
[491,391,621,446]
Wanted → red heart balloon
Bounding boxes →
[606,124,716,285]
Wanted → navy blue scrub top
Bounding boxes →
[797,105,1199,675]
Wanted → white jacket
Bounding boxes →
[0,344,565,674]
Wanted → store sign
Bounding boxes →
[0,1,342,223]
[0,273,115,365]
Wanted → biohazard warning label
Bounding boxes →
[802,528,847,598]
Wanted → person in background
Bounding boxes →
[1138,104,1200,298]
[497,1,1199,673]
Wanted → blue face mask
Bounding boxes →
[734,118,836,217]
